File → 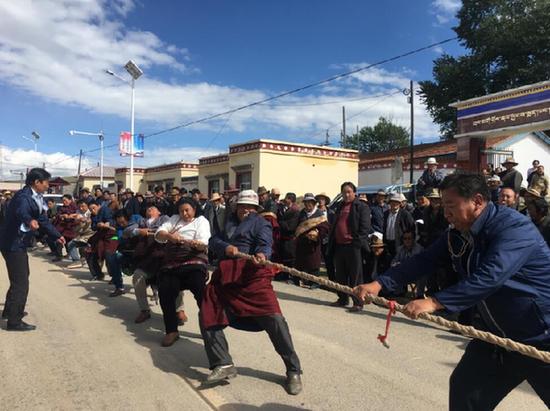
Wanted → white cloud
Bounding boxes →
[0,0,440,152]
[0,145,90,179]
[432,0,461,24]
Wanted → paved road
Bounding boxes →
[0,250,545,410]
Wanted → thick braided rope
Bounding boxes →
[235,251,550,364]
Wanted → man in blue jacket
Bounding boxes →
[355,173,550,410]
[0,168,65,331]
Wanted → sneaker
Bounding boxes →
[66,262,84,269]
[285,372,303,395]
[204,365,238,385]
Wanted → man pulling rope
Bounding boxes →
[237,173,550,410]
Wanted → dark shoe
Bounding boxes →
[309,283,320,290]
[204,365,238,385]
[347,305,363,313]
[109,288,125,297]
[51,256,63,262]
[6,321,36,331]
[285,373,303,395]
[329,300,348,307]
[161,332,179,347]
[2,311,27,319]
[177,310,188,326]
[134,310,151,324]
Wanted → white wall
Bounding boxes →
[503,134,550,180]
[359,167,454,187]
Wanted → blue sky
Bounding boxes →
[0,0,463,177]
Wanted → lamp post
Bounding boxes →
[105,60,143,191]
[69,130,105,187]
[22,131,40,152]
[10,170,25,188]
[403,81,414,184]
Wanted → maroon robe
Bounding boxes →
[294,210,329,272]
[201,258,281,329]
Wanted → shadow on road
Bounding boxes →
[219,404,312,411]
[60,265,291,394]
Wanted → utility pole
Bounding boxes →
[402,80,415,184]
[341,106,346,145]
[324,130,330,146]
[76,149,83,194]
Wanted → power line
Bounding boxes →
[263,90,401,107]
[142,37,457,139]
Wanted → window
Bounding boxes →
[236,171,252,190]
[208,179,220,195]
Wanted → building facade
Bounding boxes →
[198,139,358,198]
[115,161,199,193]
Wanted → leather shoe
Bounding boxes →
[109,288,125,297]
[347,305,363,313]
[204,365,238,385]
[6,321,36,331]
[161,332,179,347]
[285,372,303,395]
[177,310,188,325]
[134,310,151,324]
[2,311,27,319]
[329,300,348,307]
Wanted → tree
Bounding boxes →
[419,0,550,139]
[341,116,409,153]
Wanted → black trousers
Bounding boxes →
[158,264,207,333]
[333,244,362,305]
[321,242,335,282]
[450,340,550,410]
[85,252,104,279]
[1,251,30,324]
[200,314,301,374]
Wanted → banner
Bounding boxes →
[119,132,144,157]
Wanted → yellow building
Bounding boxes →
[198,139,358,199]
[115,162,199,193]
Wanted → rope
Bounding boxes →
[234,251,550,364]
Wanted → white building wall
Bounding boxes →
[502,133,550,180]
[359,167,454,187]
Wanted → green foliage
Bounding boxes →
[419,0,550,139]
[341,116,409,153]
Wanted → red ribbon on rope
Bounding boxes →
[377,300,397,349]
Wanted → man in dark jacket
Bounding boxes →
[499,157,523,193]
[0,168,65,331]
[202,189,303,395]
[416,157,444,196]
[382,193,415,257]
[277,192,300,272]
[327,182,371,310]
[123,188,141,216]
[370,190,388,233]
[355,173,550,410]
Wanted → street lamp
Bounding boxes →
[69,130,105,187]
[10,169,25,188]
[22,131,40,152]
[105,59,143,191]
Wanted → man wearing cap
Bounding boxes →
[416,157,443,196]
[499,157,523,193]
[293,193,329,289]
[383,192,415,257]
[355,173,550,409]
[152,186,170,215]
[487,175,502,203]
[370,190,388,233]
[201,189,303,395]
[124,188,141,217]
[529,165,549,197]
[204,192,226,237]
[165,187,181,217]
[257,186,271,211]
